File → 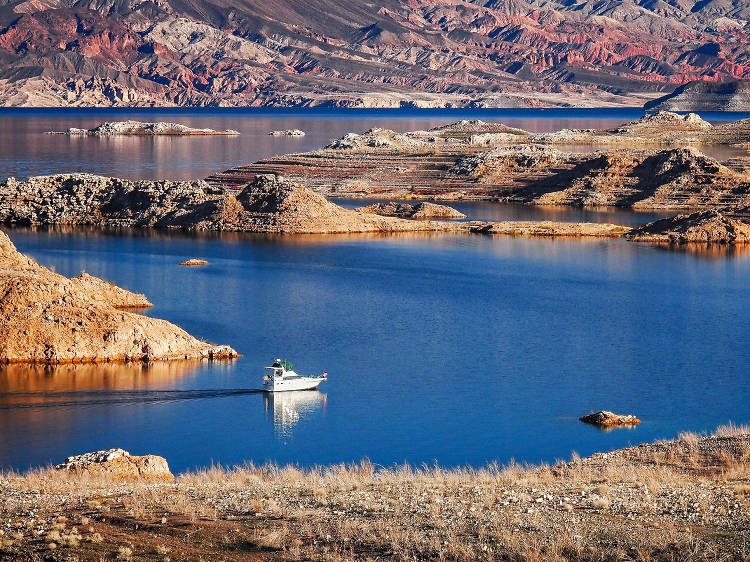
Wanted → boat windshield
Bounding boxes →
[270,360,294,371]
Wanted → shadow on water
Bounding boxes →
[0,388,263,410]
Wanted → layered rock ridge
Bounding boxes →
[209,124,750,211]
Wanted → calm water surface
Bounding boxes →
[0,109,748,473]
[1,107,748,181]
[1,228,748,473]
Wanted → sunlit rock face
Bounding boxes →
[0,229,238,363]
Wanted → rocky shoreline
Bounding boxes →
[1,427,749,560]
[0,229,237,364]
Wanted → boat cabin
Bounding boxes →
[265,359,300,381]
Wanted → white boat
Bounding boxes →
[262,359,327,392]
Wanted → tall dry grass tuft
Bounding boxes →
[713,422,750,437]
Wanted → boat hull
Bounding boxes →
[263,377,325,392]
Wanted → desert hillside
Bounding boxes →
[0,0,748,107]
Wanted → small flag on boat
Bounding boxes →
[322,372,328,378]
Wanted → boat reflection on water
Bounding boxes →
[263,390,327,436]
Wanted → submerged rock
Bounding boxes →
[580,411,641,428]
[55,449,173,481]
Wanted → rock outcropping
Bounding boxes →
[580,411,641,428]
[456,147,750,211]
[0,174,460,234]
[55,449,173,481]
[268,129,305,137]
[70,273,152,309]
[629,209,750,244]
[357,202,466,220]
[0,229,237,363]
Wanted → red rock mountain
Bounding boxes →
[0,0,748,106]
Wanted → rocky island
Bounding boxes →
[268,129,305,137]
[0,229,236,363]
[49,121,240,136]
[197,114,750,245]
[580,411,642,428]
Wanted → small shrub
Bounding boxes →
[593,496,610,510]
[60,533,80,547]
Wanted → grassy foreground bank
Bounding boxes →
[2,426,750,561]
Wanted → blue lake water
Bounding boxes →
[0,108,748,473]
[1,227,749,473]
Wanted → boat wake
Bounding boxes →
[0,388,263,409]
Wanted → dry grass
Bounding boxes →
[713,422,750,437]
[2,430,750,560]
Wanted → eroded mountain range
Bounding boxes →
[0,0,749,107]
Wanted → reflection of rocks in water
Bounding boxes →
[264,391,326,435]
[0,360,203,397]
[646,242,750,260]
